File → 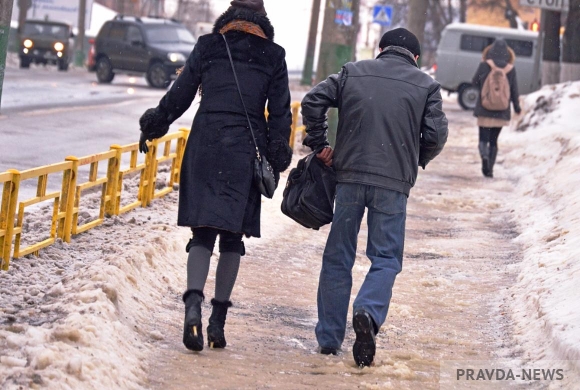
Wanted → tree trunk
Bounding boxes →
[1,0,16,111]
[315,0,359,84]
[315,0,360,146]
[407,0,428,54]
[459,0,467,22]
[301,0,322,85]
[542,10,561,85]
[561,0,580,82]
[17,0,30,35]
[504,0,519,28]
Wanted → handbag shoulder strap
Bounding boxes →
[222,34,261,159]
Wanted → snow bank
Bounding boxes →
[503,81,580,369]
[0,167,189,389]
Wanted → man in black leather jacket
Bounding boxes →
[301,28,448,367]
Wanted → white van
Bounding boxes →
[435,23,538,110]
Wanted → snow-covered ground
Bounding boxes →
[0,168,190,389]
[502,81,580,369]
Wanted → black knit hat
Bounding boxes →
[230,0,266,15]
[379,28,421,57]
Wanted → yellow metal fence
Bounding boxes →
[0,103,305,271]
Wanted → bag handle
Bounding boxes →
[222,34,262,161]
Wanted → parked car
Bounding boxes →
[19,20,73,71]
[435,23,538,110]
[93,16,195,88]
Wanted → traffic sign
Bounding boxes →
[335,9,353,26]
[519,0,569,11]
[373,5,392,26]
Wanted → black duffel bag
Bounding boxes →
[281,153,336,230]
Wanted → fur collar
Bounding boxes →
[213,7,274,41]
[377,46,418,67]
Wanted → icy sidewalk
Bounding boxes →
[502,81,580,369]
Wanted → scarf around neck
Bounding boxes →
[219,20,267,39]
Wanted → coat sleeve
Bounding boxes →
[508,68,521,113]
[157,41,203,123]
[419,82,449,169]
[265,50,293,173]
[300,68,345,152]
[472,62,489,89]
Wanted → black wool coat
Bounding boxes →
[155,8,292,238]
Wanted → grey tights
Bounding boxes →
[187,247,241,302]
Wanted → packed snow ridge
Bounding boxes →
[503,81,580,369]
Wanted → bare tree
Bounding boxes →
[173,0,214,33]
[469,0,520,28]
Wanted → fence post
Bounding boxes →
[1,170,20,271]
[107,145,122,216]
[145,140,158,207]
[290,103,300,149]
[59,158,77,243]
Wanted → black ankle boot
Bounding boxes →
[207,299,232,349]
[488,146,498,178]
[183,289,204,351]
[479,141,491,177]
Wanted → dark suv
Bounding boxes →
[92,16,195,88]
[19,20,72,71]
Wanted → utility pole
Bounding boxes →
[0,0,15,112]
[301,0,322,86]
[74,0,86,67]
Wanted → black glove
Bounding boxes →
[266,138,293,172]
[139,132,149,154]
[138,107,170,153]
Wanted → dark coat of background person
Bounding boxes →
[147,8,292,238]
[301,47,448,196]
[472,42,521,120]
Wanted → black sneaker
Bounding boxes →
[319,347,339,355]
[352,310,376,368]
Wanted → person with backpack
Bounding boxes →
[138,0,293,352]
[472,39,521,178]
[301,28,448,367]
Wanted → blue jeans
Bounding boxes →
[316,183,407,350]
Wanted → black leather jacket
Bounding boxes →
[301,47,448,196]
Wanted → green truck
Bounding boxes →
[19,20,73,71]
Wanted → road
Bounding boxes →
[0,65,197,172]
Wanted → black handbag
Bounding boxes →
[222,34,276,199]
[281,153,336,230]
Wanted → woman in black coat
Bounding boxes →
[138,0,293,352]
[472,39,521,178]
